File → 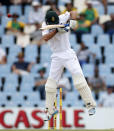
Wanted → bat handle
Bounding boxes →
[64,24,69,27]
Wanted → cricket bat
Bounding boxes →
[40,25,65,30]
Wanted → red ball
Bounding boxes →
[7,14,12,18]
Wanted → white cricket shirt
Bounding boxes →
[42,12,76,59]
[29,8,45,24]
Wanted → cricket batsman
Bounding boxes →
[38,11,96,120]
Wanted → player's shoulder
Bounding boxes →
[59,11,70,17]
[59,11,70,19]
[59,11,70,24]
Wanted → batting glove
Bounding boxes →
[57,24,70,33]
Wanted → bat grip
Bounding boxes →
[64,24,70,27]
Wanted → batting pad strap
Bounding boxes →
[45,78,57,92]
[72,74,87,90]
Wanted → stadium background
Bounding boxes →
[0,0,114,130]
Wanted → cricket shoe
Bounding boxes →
[44,108,58,121]
[88,107,96,116]
[86,103,96,116]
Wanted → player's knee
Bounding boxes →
[73,74,88,90]
[45,78,57,93]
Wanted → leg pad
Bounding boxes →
[45,78,57,114]
[73,74,96,109]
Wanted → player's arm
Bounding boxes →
[37,29,58,46]
[42,29,58,41]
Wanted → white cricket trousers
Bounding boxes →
[49,51,83,83]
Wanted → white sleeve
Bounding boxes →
[42,22,49,36]
[59,11,70,24]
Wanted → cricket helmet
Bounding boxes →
[45,11,59,25]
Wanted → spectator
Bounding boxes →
[21,0,32,5]
[87,0,107,14]
[61,2,77,14]
[0,3,4,16]
[6,13,25,35]
[16,28,30,48]
[10,0,22,5]
[102,0,114,14]
[83,2,99,25]
[0,47,7,64]
[34,67,47,100]
[102,0,107,14]
[12,52,34,75]
[47,2,60,15]
[27,1,45,43]
[98,86,114,107]
[88,66,106,100]
[72,13,91,43]
[0,0,12,5]
[28,1,45,27]
[100,14,114,36]
[10,0,32,5]
[58,69,71,100]
[77,42,96,67]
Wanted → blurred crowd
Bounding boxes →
[0,0,114,107]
